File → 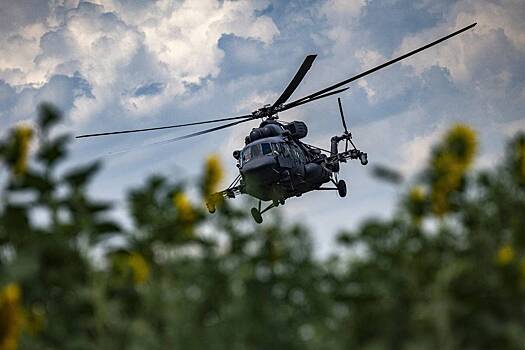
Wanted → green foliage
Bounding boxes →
[1,104,524,349]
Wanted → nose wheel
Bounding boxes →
[251,200,282,224]
[251,208,263,224]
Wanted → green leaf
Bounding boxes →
[37,134,70,167]
[86,201,112,214]
[94,221,121,234]
[8,169,54,194]
[38,102,62,133]
[63,161,101,189]
[2,205,30,232]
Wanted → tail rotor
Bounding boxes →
[335,97,366,165]
[337,97,351,152]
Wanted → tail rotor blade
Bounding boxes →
[337,97,349,133]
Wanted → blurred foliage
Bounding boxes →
[1,105,524,349]
[371,164,404,185]
[428,124,477,216]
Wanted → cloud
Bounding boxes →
[4,73,93,126]
[399,126,443,176]
[1,0,279,125]
[321,0,365,21]
[134,82,165,97]
[396,0,525,85]
[500,119,525,138]
[105,0,279,84]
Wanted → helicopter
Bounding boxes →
[76,23,476,223]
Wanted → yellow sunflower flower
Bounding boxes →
[495,245,515,266]
[173,192,196,224]
[444,124,477,171]
[127,253,150,285]
[429,124,477,216]
[202,154,224,201]
[407,186,426,223]
[12,125,33,176]
[0,284,24,350]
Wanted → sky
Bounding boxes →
[1,0,524,256]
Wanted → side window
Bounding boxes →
[261,143,272,155]
[297,148,304,162]
[294,148,301,161]
[282,144,290,157]
[251,144,262,157]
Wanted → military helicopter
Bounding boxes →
[76,23,476,223]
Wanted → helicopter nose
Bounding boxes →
[241,156,278,184]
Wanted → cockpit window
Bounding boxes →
[241,143,278,165]
[251,144,262,157]
[241,144,263,165]
[261,143,272,155]
[241,147,252,164]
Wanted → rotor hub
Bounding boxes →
[252,104,279,120]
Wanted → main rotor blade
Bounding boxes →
[279,87,349,112]
[106,117,256,157]
[76,114,253,139]
[151,117,256,145]
[337,97,348,133]
[271,54,317,108]
[288,23,476,106]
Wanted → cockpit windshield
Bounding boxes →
[241,142,280,165]
[241,144,260,164]
[242,146,252,164]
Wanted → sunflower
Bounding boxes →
[407,186,426,223]
[0,284,24,350]
[202,154,224,203]
[128,253,150,285]
[495,245,515,266]
[173,192,196,225]
[430,124,477,216]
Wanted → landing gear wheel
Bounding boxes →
[251,208,263,224]
[337,180,347,198]
[206,201,216,214]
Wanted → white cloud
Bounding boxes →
[318,0,365,58]
[396,0,525,84]
[235,90,277,113]
[320,0,365,21]
[399,126,443,176]
[500,118,525,137]
[1,0,279,123]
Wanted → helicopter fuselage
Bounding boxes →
[237,126,331,201]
